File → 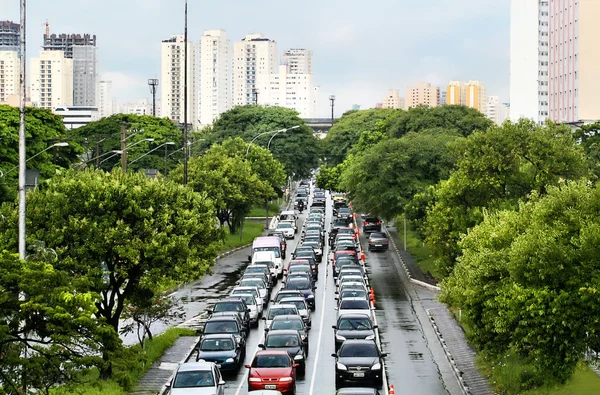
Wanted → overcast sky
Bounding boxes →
[2,0,509,117]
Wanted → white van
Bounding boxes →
[251,251,279,280]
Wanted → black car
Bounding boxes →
[196,333,245,373]
[336,388,382,395]
[203,315,247,343]
[294,252,318,269]
[334,258,361,278]
[332,340,387,387]
[267,314,310,352]
[272,290,304,304]
[368,232,389,252]
[260,329,307,373]
[362,217,382,233]
[332,314,377,350]
[210,299,251,332]
[284,276,317,311]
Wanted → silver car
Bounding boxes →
[168,361,225,395]
[279,296,312,327]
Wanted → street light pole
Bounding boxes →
[129,142,175,165]
[246,126,300,158]
[267,125,299,150]
[18,0,27,260]
[329,95,336,128]
[183,0,189,185]
[148,79,159,116]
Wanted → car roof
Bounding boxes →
[215,298,245,304]
[270,304,297,309]
[337,313,373,321]
[267,329,301,336]
[280,297,306,302]
[202,333,237,340]
[340,297,369,302]
[255,350,290,356]
[207,315,238,322]
[272,314,303,321]
[177,361,215,372]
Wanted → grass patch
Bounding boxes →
[51,327,196,395]
[394,218,442,280]
[522,364,600,395]
[223,220,265,250]
[248,201,281,217]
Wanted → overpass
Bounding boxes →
[302,118,337,136]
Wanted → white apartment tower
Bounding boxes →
[161,35,198,128]
[405,82,439,109]
[382,89,405,109]
[98,80,114,118]
[282,49,312,74]
[199,30,231,126]
[233,34,278,106]
[486,96,510,125]
[30,50,73,109]
[0,50,19,103]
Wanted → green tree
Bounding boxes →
[170,142,271,233]
[0,248,109,394]
[573,121,600,178]
[69,114,182,172]
[339,130,461,220]
[441,180,600,386]
[0,169,223,373]
[387,105,492,139]
[0,105,84,202]
[424,120,589,277]
[321,108,401,165]
[205,106,319,179]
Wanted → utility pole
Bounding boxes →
[183,0,189,184]
[329,95,336,127]
[18,0,27,260]
[121,124,127,172]
[148,78,159,116]
[253,88,259,105]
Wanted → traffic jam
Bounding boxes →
[166,180,388,395]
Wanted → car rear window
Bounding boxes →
[271,319,304,331]
[340,300,370,310]
[365,218,380,223]
[204,321,237,333]
[286,279,311,290]
[268,307,297,319]
[370,233,386,238]
[214,302,244,312]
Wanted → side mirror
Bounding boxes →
[264,328,270,332]
[258,344,266,350]
[381,353,389,358]
[294,363,300,368]
[244,364,251,369]
[218,379,226,386]
[373,325,378,329]
[331,353,337,358]
[247,309,251,313]
[334,297,339,301]
[261,317,267,320]
[332,325,337,329]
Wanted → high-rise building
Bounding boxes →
[282,49,312,74]
[486,96,510,125]
[446,81,466,105]
[381,89,405,109]
[439,90,447,107]
[43,33,98,107]
[233,34,278,106]
[0,50,19,103]
[466,80,486,112]
[160,35,198,128]
[352,104,361,111]
[0,21,20,53]
[548,0,600,123]
[255,64,318,118]
[30,50,73,109]
[98,80,114,118]
[405,82,439,109]
[199,30,231,126]
[119,98,160,116]
[510,0,550,124]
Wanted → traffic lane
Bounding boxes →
[121,245,252,345]
[364,243,448,394]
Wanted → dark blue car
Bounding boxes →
[197,334,245,373]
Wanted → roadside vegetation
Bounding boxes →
[319,106,600,393]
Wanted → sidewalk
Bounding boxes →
[386,226,494,395]
[130,335,199,395]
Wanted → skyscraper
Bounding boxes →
[486,96,510,125]
[98,80,114,118]
[446,81,466,105]
[282,49,312,74]
[30,50,73,109]
[405,82,439,109]
[161,35,198,128]
[233,34,277,106]
[0,50,19,103]
[43,33,98,107]
[0,21,20,53]
[466,80,486,112]
[199,30,231,126]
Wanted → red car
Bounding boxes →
[246,350,298,394]
[332,250,359,267]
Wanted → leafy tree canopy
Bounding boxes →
[339,130,461,220]
[387,105,493,139]
[424,120,590,277]
[440,181,600,384]
[205,105,320,179]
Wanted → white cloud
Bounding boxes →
[101,72,149,102]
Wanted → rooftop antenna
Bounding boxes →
[42,20,49,38]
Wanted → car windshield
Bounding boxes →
[286,279,310,290]
[281,299,306,310]
[253,354,291,368]
[214,302,243,312]
[232,289,258,298]
[247,266,269,273]
[339,229,354,235]
[240,279,265,289]
[339,343,378,358]
[336,260,358,269]
[340,300,370,310]
[271,319,304,331]
[204,321,238,334]
[238,295,255,305]
[289,267,311,275]
[341,290,367,299]
[338,318,372,330]
[277,223,292,229]
[173,370,215,388]
[304,238,320,244]
[365,218,380,223]
[254,246,280,258]
[200,338,235,351]
[275,292,301,302]
[266,334,300,347]
[339,208,351,214]
[268,307,297,319]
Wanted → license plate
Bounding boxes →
[265,384,277,389]
[353,372,365,378]
[375,244,382,247]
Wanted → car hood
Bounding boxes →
[336,329,375,339]
[338,356,379,368]
[198,350,237,361]
[251,367,294,378]
[338,309,372,318]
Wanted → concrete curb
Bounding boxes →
[158,336,201,395]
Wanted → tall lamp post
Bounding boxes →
[122,138,154,172]
[18,0,27,259]
[183,0,189,185]
[267,125,299,150]
[148,79,159,116]
[164,139,205,176]
[329,95,336,127]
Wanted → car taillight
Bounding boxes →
[377,221,381,225]
[386,239,389,242]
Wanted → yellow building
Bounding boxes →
[446,81,465,105]
[465,81,486,112]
